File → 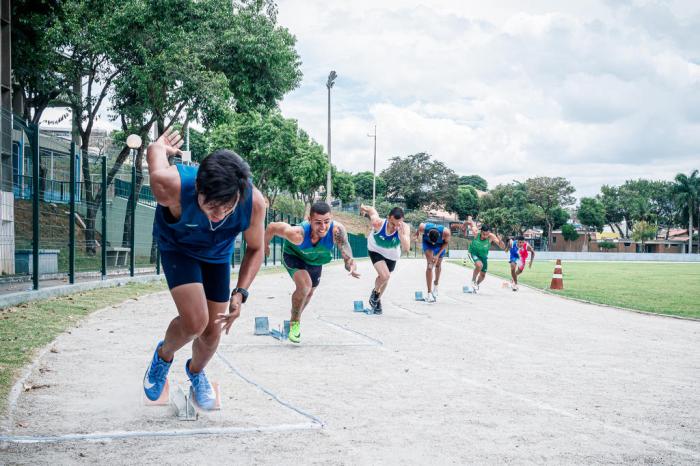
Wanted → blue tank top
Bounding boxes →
[422,223,445,246]
[509,241,520,261]
[153,164,253,263]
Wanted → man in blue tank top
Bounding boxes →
[415,222,451,302]
[143,128,266,410]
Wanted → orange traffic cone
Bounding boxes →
[549,259,564,290]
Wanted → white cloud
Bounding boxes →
[278,0,700,197]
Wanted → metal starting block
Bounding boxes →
[353,300,374,315]
[254,317,289,340]
[143,378,170,406]
[463,285,475,294]
[254,316,270,335]
[415,291,424,301]
[501,281,512,289]
[171,384,198,421]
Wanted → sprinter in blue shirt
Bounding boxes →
[143,128,265,410]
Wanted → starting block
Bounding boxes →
[171,384,198,421]
[254,316,270,335]
[501,281,512,289]
[254,317,289,340]
[415,291,424,301]
[462,285,475,294]
[353,300,374,315]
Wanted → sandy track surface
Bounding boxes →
[1,259,699,465]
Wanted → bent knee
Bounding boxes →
[181,314,208,336]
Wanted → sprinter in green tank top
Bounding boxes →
[463,216,505,293]
[264,202,359,343]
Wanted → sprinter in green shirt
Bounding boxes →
[463,216,505,293]
[264,202,359,343]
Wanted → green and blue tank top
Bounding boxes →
[283,221,335,266]
[367,219,401,261]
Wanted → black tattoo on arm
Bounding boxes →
[333,224,355,270]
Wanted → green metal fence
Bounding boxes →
[5,119,367,292]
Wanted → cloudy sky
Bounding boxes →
[276,0,700,197]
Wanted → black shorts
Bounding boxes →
[282,252,323,288]
[368,250,397,273]
[160,250,231,303]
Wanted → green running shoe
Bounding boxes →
[288,321,301,343]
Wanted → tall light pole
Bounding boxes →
[326,70,337,203]
[368,125,377,207]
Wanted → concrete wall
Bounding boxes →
[448,250,700,262]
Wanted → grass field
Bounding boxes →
[453,259,700,319]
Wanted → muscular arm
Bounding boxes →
[333,222,359,278]
[399,223,411,253]
[360,204,383,231]
[491,233,506,250]
[264,222,304,251]
[527,243,536,266]
[435,229,451,258]
[415,223,425,241]
[147,129,182,207]
[236,189,266,291]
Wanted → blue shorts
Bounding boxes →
[160,250,231,303]
[422,241,446,258]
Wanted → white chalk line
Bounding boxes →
[0,423,321,444]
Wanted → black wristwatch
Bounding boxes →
[231,287,249,303]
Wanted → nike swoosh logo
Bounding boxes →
[185,224,199,228]
[144,377,155,390]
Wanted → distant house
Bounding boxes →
[550,226,698,253]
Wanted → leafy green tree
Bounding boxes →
[331,170,356,204]
[577,197,606,251]
[561,224,579,242]
[381,152,458,210]
[480,207,519,236]
[353,171,387,201]
[578,198,606,232]
[672,170,699,254]
[598,185,625,237]
[458,175,488,191]
[447,185,479,220]
[11,0,64,123]
[286,130,329,206]
[632,220,657,251]
[525,177,575,248]
[187,128,209,162]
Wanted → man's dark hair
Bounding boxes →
[516,235,525,241]
[480,224,491,232]
[427,228,441,244]
[310,201,331,217]
[389,207,404,219]
[196,149,250,206]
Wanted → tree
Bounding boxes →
[353,171,386,201]
[187,128,209,162]
[578,197,606,251]
[526,177,576,249]
[673,170,699,254]
[599,185,625,237]
[480,207,519,236]
[381,152,458,210]
[458,175,487,191]
[11,0,64,123]
[285,130,329,206]
[331,170,356,204]
[447,185,479,220]
[632,221,657,252]
[561,224,579,243]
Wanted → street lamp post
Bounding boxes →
[326,70,337,203]
[368,125,377,207]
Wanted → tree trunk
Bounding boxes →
[689,211,693,254]
[546,221,552,251]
